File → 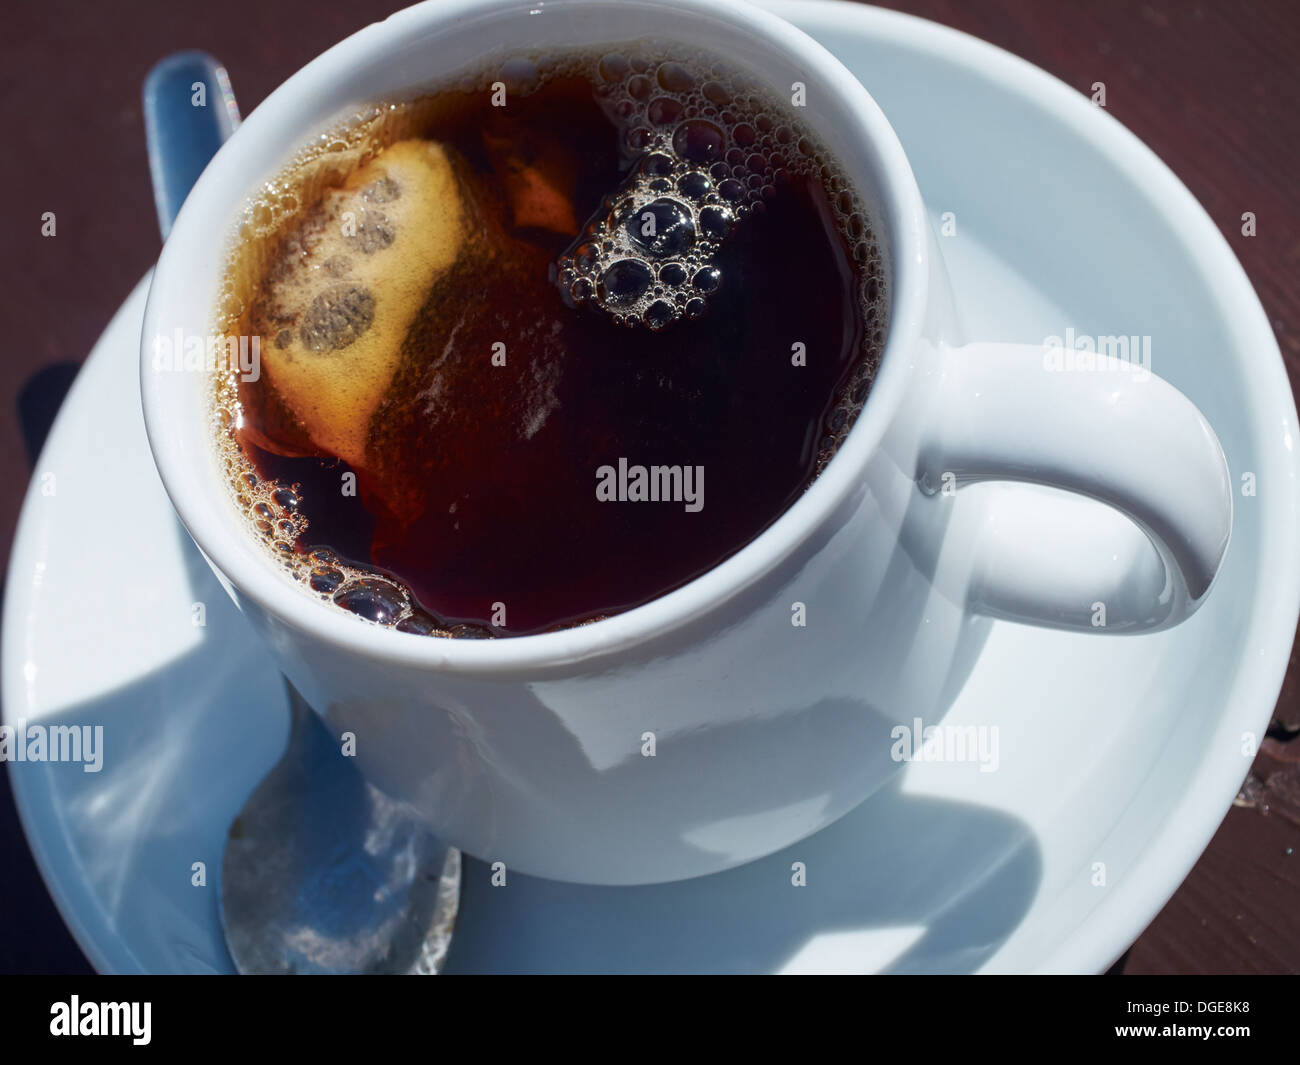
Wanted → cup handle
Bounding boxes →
[917,341,1232,632]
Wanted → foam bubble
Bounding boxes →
[553,47,886,343]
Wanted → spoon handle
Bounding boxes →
[143,51,240,239]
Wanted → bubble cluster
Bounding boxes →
[207,384,497,638]
[206,427,309,572]
[551,49,885,337]
[303,545,495,636]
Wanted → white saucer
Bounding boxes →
[5,1,1296,974]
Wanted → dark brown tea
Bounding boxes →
[212,44,887,637]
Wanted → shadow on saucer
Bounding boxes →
[14,507,1042,974]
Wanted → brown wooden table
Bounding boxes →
[1,0,1296,974]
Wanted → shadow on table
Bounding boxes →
[18,363,83,468]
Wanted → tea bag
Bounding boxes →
[244,139,473,469]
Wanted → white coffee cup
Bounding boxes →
[140,0,1231,885]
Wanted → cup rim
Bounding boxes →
[140,0,930,675]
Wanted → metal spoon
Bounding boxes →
[220,685,460,974]
[143,51,461,974]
